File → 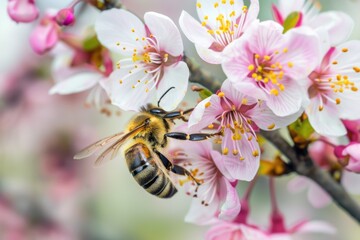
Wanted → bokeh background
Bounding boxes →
[1,0,360,239]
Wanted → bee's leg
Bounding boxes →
[162,108,194,120]
[155,150,200,186]
[165,132,222,141]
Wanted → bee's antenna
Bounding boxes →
[157,87,175,107]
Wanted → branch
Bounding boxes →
[183,55,221,93]
[261,130,360,223]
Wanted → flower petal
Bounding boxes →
[306,96,346,137]
[188,95,222,131]
[294,221,336,235]
[195,44,223,64]
[342,171,360,195]
[217,177,241,221]
[248,100,300,130]
[179,11,214,48]
[156,62,189,111]
[104,68,155,111]
[184,198,218,225]
[307,183,332,208]
[95,9,145,53]
[49,72,102,95]
[287,176,309,193]
[144,12,183,56]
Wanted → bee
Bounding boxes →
[74,105,221,198]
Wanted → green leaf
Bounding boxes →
[83,35,100,52]
[288,117,315,140]
[198,88,213,100]
[283,11,301,33]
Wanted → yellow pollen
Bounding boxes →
[342,48,349,53]
[230,0,234,4]
[239,156,245,161]
[232,149,238,156]
[146,88,149,93]
[255,54,260,59]
[135,37,139,41]
[223,148,229,155]
[287,62,294,68]
[217,92,225,97]
[252,150,259,157]
[353,67,360,73]
[123,47,126,50]
[229,11,236,17]
[242,6,248,12]
[336,98,341,105]
[283,48,288,53]
[142,37,145,41]
[319,105,324,111]
[257,66,263,72]
[204,15,209,20]
[208,124,214,129]
[267,123,276,130]
[119,80,123,84]
[232,133,242,141]
[131,28,135,33]
[116,42,120,46]
[270,89,279,96]
[252,73,258,78]
[332,61,338,65]
[248,135,253,141]
[202,21,207,26]
[264,55,271,61]
[205,102,211,108]
[132,85,135,89]
[352,86,358,92]
[196,2,201,8]
[241,98,248,104]
[214,2,219,8]
[275,50,279,54]
[221,0,226,4]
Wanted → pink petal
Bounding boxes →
[144,12,183,56]
[344,144,360,173]
[248,101,301,130]
[294,221,336,235]
[276,26,320,79]
[231,80,268,101]
[218,177,241,221]
[95,9,146,53]
[195,44,223,64]
[29,21,59,55]
[179,11,214,48]
[205,222,241,240]
[156,62,189,111]
[287,176,310,193]
[188,95,223,131]
[266,79,304,116]
[239,225,270,240]
[7,0,39,23]
[342,171,360,195]
[307,182,332,208]
[49,72,102,95]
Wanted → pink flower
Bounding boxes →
[171,140,240,225]
[272,0,353,46]
[179,0,259,64]
[56,7,76,26]
[335,143,360,173]
[205,219,335,240]
[305,42,360,136]
[343,119,360,142]
[189,80,299,181]
[95,9,189,111]
[29,14,59,54]
[49,44,110,110]
[7,0,39,23]
[222,21,320,116]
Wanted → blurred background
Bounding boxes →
[1,0,360,239]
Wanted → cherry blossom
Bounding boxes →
[188,80,299,181]
[179,0,259,64]
[170,140,240,225]
[222,21,320,116]
[7,0,39,23]
[95,9,189,111]
[272,0,354,46]
[304,42,360,136]
[335,143,360,173]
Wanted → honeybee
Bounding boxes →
[74,105,221,198]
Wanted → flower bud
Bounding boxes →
[7,0,39,23]
[29,17,59,54]
[55,8,75,26]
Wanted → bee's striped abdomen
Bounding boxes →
[125,143,177,198]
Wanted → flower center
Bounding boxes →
[247,51,291,96]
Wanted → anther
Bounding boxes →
[267,123,275,130]
[342,48,348,53]
[217,92,225,97]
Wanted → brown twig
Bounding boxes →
[261,130,360,224]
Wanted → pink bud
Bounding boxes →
[7,0,39,23]
[335,143,360,173]
[29,17,59,55]
[56,8,75,26]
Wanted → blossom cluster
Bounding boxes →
[4,0,360,239]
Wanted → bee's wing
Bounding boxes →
[74,121,148,166]
[74,133,124,160]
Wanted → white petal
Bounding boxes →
[306,96,346,137]
[342,171,360,195]
[95,9,145,53]
[179,11,214,48]
[156,62,189,111]
[195,44,223,64]
[295,221,336,235]
[184,198,218,225]
[144,12,183,56]
[287,176,309,193]
[49,72,101,95]
[105,68,155,111]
